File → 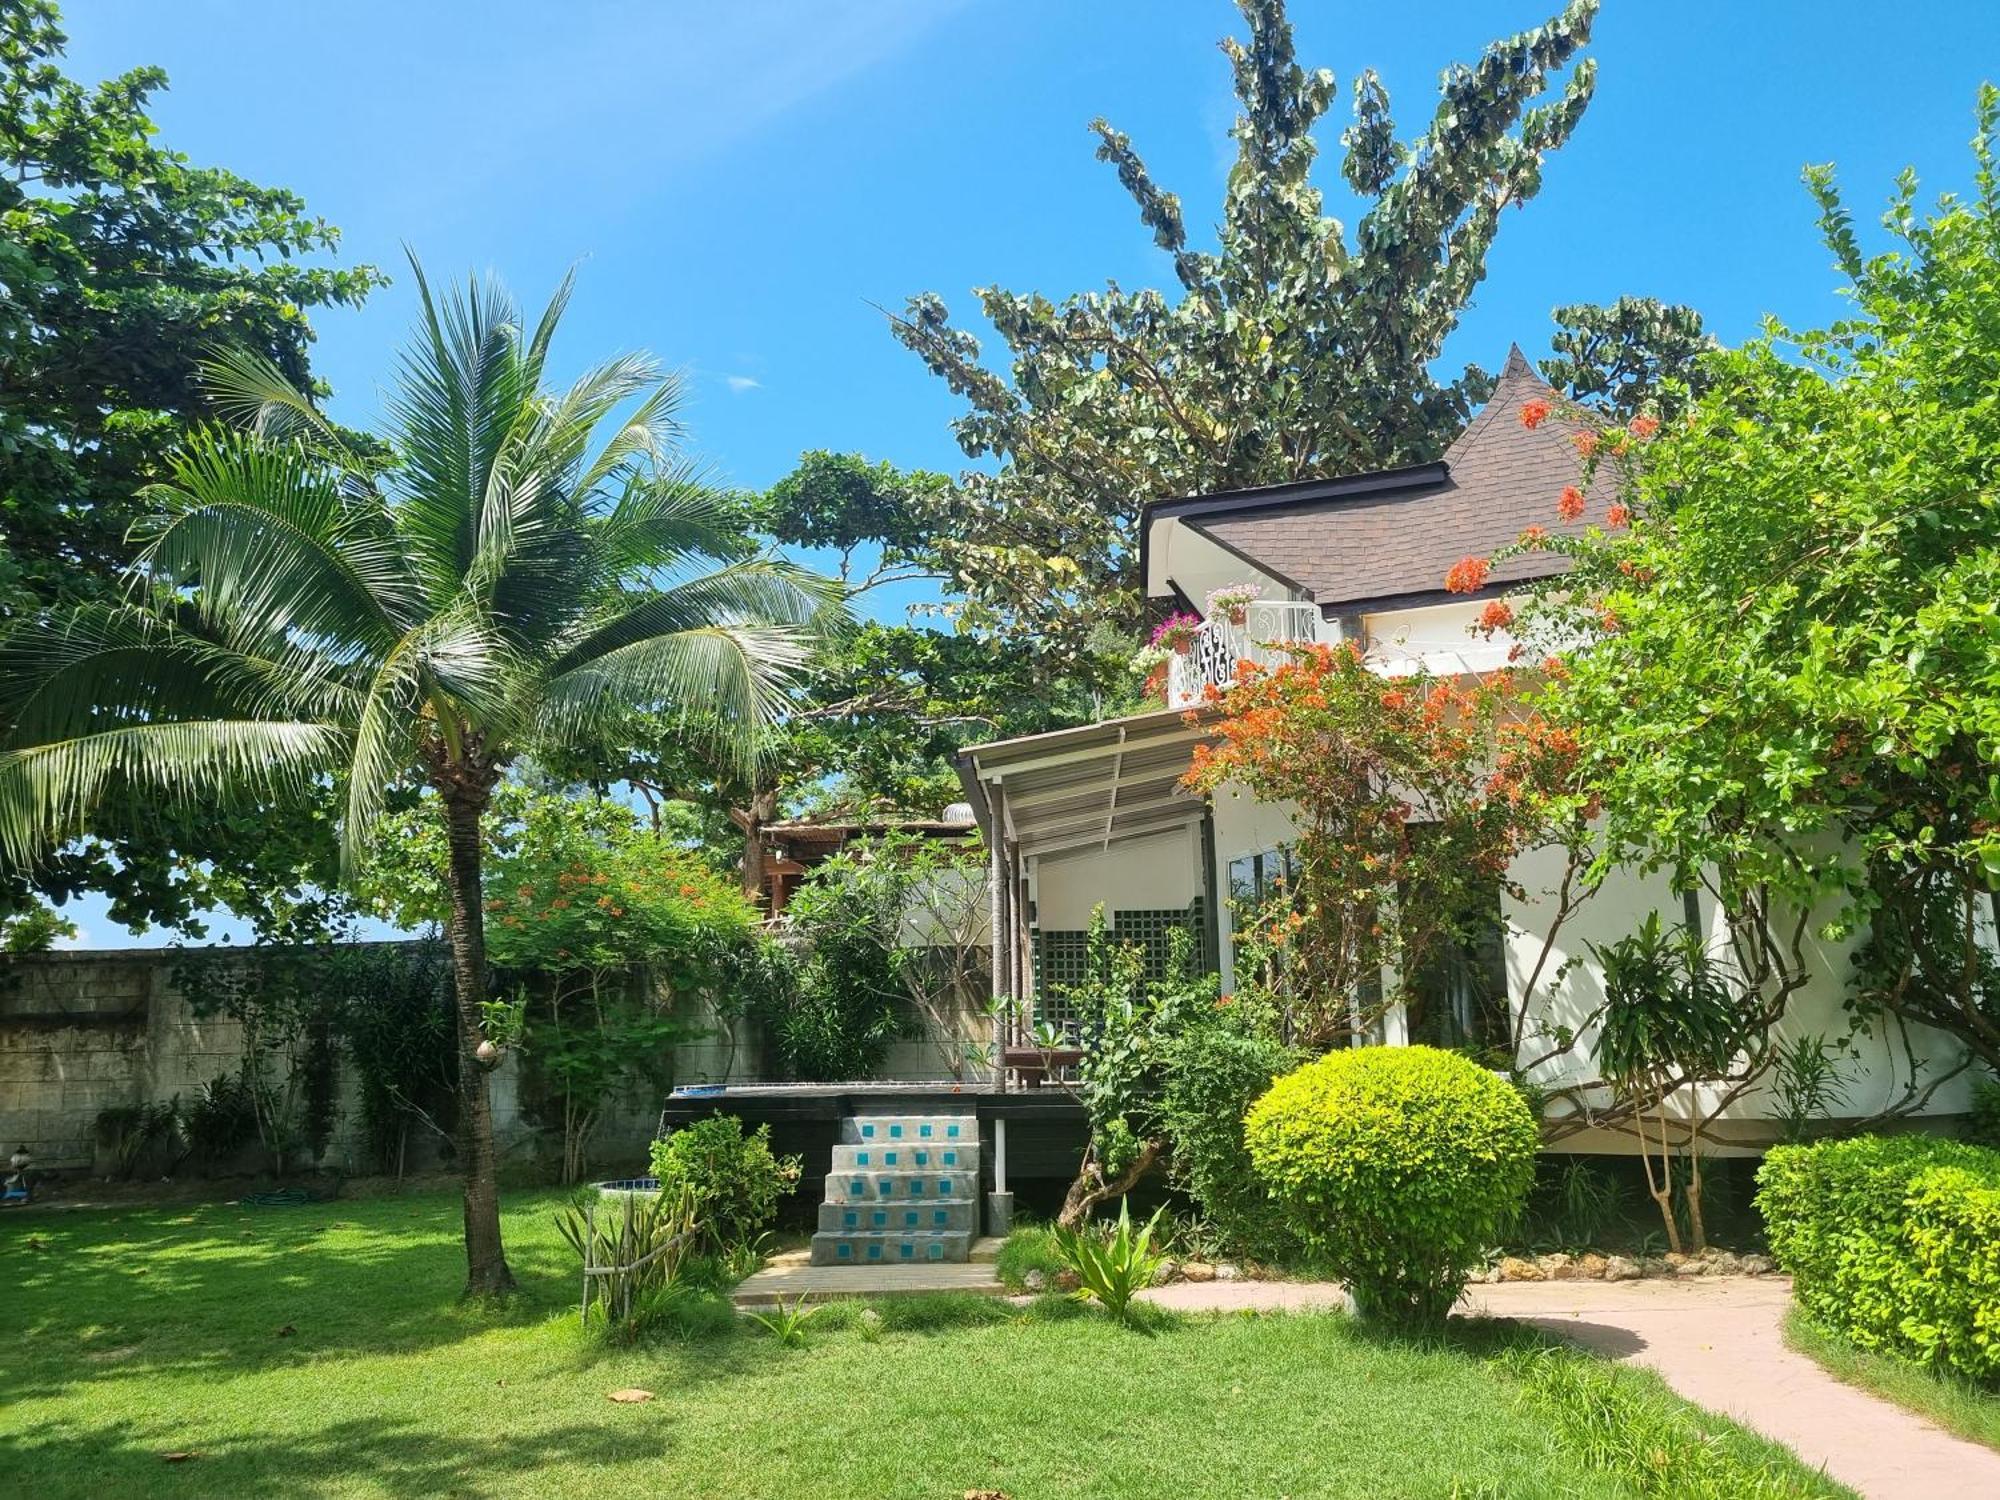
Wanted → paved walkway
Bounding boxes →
[1144,1274,2000,1500]
[731,1238,1004,1306]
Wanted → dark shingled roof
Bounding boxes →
[1189,347,1612,612]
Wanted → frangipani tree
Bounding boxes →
[0,264,832,1293]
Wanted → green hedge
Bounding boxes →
[1756,1134,2000,1385]
[1245,1044,1538,1328]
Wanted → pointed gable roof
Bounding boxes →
[1180,345,1612,611]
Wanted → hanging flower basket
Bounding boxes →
[1205,582,1262,626]
[1151,611,1202,656]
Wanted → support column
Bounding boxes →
[986,1114,1014,1235]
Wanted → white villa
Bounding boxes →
[956,349,1979,1151]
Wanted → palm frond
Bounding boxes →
[544,558,835,679]
[388,255,531,603]
[200,345,362,462]
[0,605,359,745]
[592,462,755,573]
[129,428,419,653]
[0,721,346,872]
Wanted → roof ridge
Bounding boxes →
[1444,345,1582,468]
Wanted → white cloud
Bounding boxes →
[724,374,763,394]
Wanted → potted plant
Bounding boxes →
[1205,582,1261,626]
[1151,611,1202,656]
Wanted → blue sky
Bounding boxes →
[53,0,2000,944]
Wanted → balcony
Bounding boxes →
[1166,599,1322,709]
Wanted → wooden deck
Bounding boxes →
[731,1238,1006,1307]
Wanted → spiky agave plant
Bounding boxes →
[0,258,835,1293]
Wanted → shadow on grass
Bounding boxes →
[1,1189,576,1406]
[4,1412,669,1500]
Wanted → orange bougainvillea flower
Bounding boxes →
[1519,398,1551,430]
[1629,415,1660,440]
[1556,485,1586,522]
[1444,556,1491,594]
[1599,606,1622,633]
[1478,599,1515,632]
[1572,430,1600,459]
[1517,523,1549,548]
[1379,688,1407,710]
[1606,501,1631,527]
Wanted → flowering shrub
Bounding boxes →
[1481,100,2000,1090]
[1443,556,1491,594]
[1183,643,1580,1049]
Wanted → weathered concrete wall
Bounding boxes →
[0,941,996,1180]
[0,949,252,1172]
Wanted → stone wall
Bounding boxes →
[0,942,995,1180]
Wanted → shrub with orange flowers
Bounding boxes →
[360,786,761,1183]
[1183,644,1579,1050]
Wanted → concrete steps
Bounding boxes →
[810,1112,981,1267]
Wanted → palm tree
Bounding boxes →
[0,264,831,1293]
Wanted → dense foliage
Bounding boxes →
[1592,911,1758,1253]
[0,269,826,1293]
[755,834,986,1081]
[1246,1045,1539,1327]
[649,1114,802,1253]
[1758,1135,2000,1385]
[891,0,1601,657]
[1048,919,1220,1227]
[362,786,759,1181]
[0,1,383,940]
[1155,1019,1303,1259]
[1502,91,2000,1083]
[1184,644,1579,1050]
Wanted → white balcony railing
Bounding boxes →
[1167,600,1322,709]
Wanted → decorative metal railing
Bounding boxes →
[1166,600,1322,708]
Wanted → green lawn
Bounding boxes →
[1785,1309,2000,1454]
[2,1187,1832,1499]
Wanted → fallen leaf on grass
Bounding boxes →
[964,1490,1012,1499]
[160,1452,200,1463]
[606,1389,655,1404]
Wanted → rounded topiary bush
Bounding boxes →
[1245,1044,1539,1327]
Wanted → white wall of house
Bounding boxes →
[1030,823,1205,932]
[1202,782,1980,1141]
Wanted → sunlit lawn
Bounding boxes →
[0,1186,1806,1499]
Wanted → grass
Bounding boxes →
[994,1220,1065,1291]
[2,1186,1840,1500]
[1784,1308,2000,1453]
[1506,1344,1857,1499]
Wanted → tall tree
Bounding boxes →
[890,0,1599,656]
[0,0,380,616]
[0,0,381,939]
[1540,296,1715,422]
[0,264,830,1292]
[1505,91,2000,1084]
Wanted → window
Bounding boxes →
[1403,880,1510,1056]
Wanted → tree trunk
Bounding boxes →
[442,785,516,1296]
[738,786,779,907]
[1057,1137,1164,1230]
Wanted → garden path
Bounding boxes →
[1144,1275,2000,1500]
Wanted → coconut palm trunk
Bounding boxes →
[0,260,833,1296]
[437,762,511,1292]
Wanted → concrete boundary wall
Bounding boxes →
[0,943,995,1179]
